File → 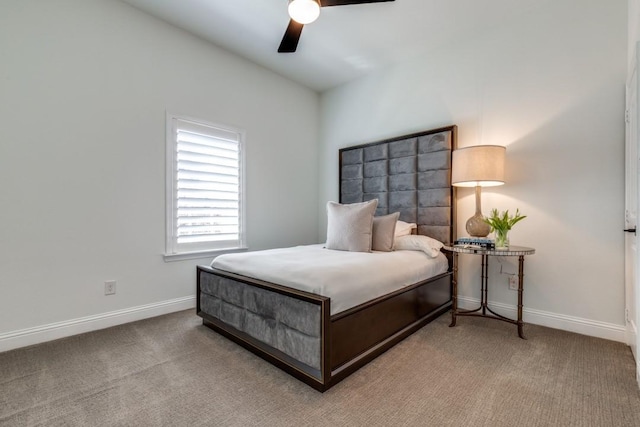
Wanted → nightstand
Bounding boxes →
[442,245,535,339]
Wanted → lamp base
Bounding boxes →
[466,212,491,237]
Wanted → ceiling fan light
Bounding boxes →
[288,0,320,24]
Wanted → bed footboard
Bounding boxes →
[197,266,331,388]
[197,266,451,392]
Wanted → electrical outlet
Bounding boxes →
[104,280,116,295]
[508,275,518,291]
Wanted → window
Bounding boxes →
[165,114,245,260]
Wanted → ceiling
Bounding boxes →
[121,0,546,92]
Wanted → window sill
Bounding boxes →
[163,247,248,262]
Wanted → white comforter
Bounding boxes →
[211,244,449,315]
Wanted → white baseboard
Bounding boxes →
[0,296,197,353]
[628,320,638,357]
[1,295,627,353]
[457,296,627,343]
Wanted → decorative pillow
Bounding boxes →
[394,235,444,258]
[395,220,417,237]
[372,212,400,252]
[326,199,378,252]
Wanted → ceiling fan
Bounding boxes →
[279,0,395,53]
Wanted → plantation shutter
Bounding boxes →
[167,117,244,254]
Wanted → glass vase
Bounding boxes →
[495,229,509,249]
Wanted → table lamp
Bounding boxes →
[452,145,506,237]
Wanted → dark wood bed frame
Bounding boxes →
[197,125,457,392]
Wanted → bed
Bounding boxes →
[196,125,457,391]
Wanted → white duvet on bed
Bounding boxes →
[211,244,449,315]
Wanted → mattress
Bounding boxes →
[211,244,449,315]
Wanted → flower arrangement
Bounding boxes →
[484,208,526,249]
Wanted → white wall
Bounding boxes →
[320,0,627,339]
[630,0,640,72]
[0,0,319,347]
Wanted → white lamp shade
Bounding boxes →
[288,0,320,24]
[452,145,506,187]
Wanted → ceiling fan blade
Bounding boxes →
[278,19,304,53]
[278,0,394,52]
[320,0,395,7]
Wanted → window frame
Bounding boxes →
[164,112,247,261]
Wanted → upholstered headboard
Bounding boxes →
[339,125,457,244]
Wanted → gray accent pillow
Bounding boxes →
[372,212,400,252]
[326,199,378,252]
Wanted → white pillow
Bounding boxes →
[394,235,443,258]
[326,199,378,252]
[372,212,400,252]
[395,220,417,237]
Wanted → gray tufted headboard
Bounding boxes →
[339,126,457,245]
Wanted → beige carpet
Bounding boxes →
[1,309,639,426]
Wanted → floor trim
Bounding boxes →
[458,296,627,343]
[0,296,196,353]
[1,295,626,353]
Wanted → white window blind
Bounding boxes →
[166,115,245,257]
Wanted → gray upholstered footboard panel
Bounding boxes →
[199,271,322,370]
